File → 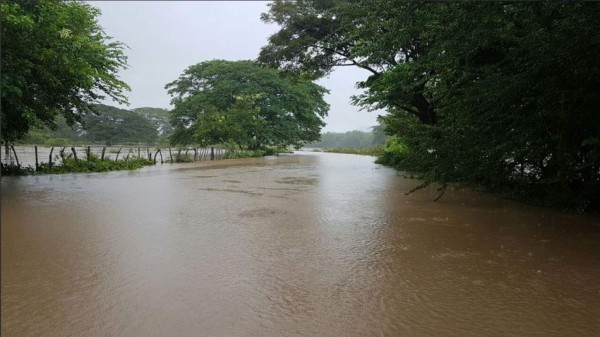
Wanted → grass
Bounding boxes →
[313,146,384,156]
[2,153,154,175]
[224,147,292,159]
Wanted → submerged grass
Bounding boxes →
[224,147,292,159]
[314,147,384,156]
[2,153,154,176]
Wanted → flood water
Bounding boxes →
[2,152,600,336]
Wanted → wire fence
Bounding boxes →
[1,145,228,168]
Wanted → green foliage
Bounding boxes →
[376,136,410,166]
[321,147,384,156]
[82,104,158,145]
[224,146,292,159]
[173,153,194,163]
[132,107,174,145]
[1,0,130,142]
[165,60,329,149]
[16,105,170,146]
[310,129,385,148]
[1,153,153,175]
[260,1,600,212]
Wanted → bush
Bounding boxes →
[173,153,194,163]
[375,136,410,166]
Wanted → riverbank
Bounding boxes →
[309,146,383,156]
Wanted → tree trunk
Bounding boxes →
[11,145,20,167]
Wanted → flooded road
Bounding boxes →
[2,152,600,336]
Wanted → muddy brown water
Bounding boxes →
[2,152,600,336]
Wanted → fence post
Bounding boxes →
[101,146,106,161]
[169,148,173,163]
[115,147,122,161]
[71,147,78,161]
[86,146,91,161]
[138,147,141,159]
[48,147,54,167]
[60,147,66,163]
[34,145,39,171]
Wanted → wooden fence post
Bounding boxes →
[115,147,122,161]
[34,145,39,171]
[48,147,54,167]
[71,147,78,161]
[169,148,173,163]
[138,147,140,159]
[86,146,91,161]
[101,146,106,161]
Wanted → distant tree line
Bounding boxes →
[309,128,385,149]
[19,104,173,146]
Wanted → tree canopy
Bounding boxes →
[18,104,166,146]
[132,107,174,144]
[165,60,329,149]
[81,104,158,145]
[1,0,130,143]
[260,1,600,212]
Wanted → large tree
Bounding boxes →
[132,107,174,144]
[165,60,329,149]
[258,0,436,125]
[82,104,158,145]
[1,0,130,143]
[260,1,600,212]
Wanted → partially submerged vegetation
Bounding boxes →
[2,153,154,176]
[313,147,383,157]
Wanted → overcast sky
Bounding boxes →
[91,1,381,132]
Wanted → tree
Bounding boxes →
[258,0,437,125]
[132,107,174,144]
[260,1,600,212]
[82,104,158,145]
[165,60,329,149]
[1,0,130,143]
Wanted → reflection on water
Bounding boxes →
[2,152,599,336]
